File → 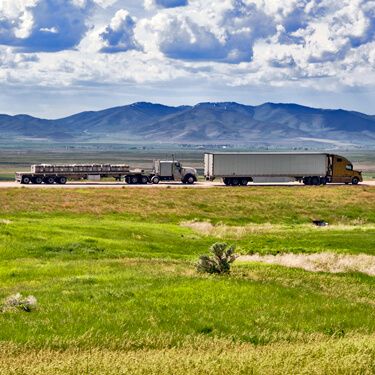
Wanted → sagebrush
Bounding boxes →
[197,242,237,274]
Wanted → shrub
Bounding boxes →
[197,242,237,274]
[1,293,37,313]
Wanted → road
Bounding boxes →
[0,181,374,188]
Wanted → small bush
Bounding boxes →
[1,293,37,313]
[197,242,237,274]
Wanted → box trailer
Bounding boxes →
[204,152,362,185]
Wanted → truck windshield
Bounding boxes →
[346,164,353,170]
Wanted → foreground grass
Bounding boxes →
[0,186,375,373]
[1,335,375,375]
[1,259,375,349]
[1,186,374,224]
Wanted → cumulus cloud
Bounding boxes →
[0,0,97,52]
[144,0,188,10]
[99,9,141,53]
[140,0,275,63]
[0,0,374,101]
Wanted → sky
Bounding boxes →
[0,0,374,118]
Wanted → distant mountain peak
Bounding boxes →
[0,101,374,147]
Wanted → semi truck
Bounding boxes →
[204,152,362,185]
[16,160,197,185]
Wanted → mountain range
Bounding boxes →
[0,102,374,147]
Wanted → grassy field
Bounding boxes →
[0,186,375,374]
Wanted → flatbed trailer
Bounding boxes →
[15,170,148,185]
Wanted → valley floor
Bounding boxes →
[0,186,374,374]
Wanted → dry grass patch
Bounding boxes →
[182,220,375,239]
[239,252,375,276]
[0,335,374,375]
[0,219,12,224]
[181,221,280,238]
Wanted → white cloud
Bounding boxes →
[99,9,141,52]
[0,0,96,51]
[139,0,275,63]
[0,0,374,111]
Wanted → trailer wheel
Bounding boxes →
[21,176,31,184]
[303,177,311,185]
[130,176,139,184]
[44,176,55,184]
[141,176,149,184]
[231,178,239,186]
[223,178,231,186]
[311,176,320,186]
[352,177,359,185]
[240,178,248,186]
[32,176,43,184]
[57,176,67,185]
[320,177,327,185]
[151,176,160,184]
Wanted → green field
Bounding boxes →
[0,187,375,374]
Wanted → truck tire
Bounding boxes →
[240,178,248,186]
[32,176,43,184]
[57,176,67,185]
[130,176,139,184]
[231,178,239,186]
[223,178,231,186]
[303,177,311,185]
[320,177,327,185]
[151,176,160,184]
[141,176,149,184]
[21,176,31,184]
[352,177,359,185]
[311,176,320,186]
[184,174,195,184]
[44,176,55,184]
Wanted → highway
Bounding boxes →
[0,181,374,188]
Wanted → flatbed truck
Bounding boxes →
[16,160,197,185]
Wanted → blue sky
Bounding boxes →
[0,0,374,118]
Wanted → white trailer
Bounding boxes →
[204,152,362,186]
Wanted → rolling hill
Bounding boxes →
[0,102,374,147]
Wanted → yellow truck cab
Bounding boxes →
[330,155,362,184]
